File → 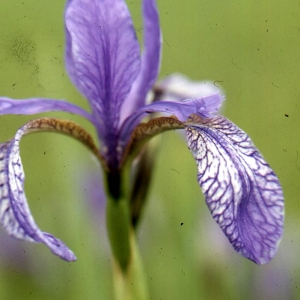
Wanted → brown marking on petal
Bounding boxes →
[120,116,184,168]
[23,118,108,170]
[186,114,221,128]
[187,113,205,123]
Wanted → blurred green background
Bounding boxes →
[0,0,298,299]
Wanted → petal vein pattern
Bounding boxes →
[185,116,284,264]
[0,126,76,261]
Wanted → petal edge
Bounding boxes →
[0,97,94,123]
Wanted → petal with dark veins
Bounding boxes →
[185,116,284,264]
[0,118,102,261]
[0,136,76,261]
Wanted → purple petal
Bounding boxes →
[65,0,141,140]
[142,94,224,120]
[185,116,284,264]
[0,124,76,261]
[120,0,162,123]
[119,93,224,147]
[0,97,94,123]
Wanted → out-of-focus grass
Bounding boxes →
[0,0,298,299]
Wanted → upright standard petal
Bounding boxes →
[120,0,162,122]
[0,97,94,123]
[185,116,284,264]
[65,0,141,140]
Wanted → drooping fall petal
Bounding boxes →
[0,118,102,261]
[185,116,284,264]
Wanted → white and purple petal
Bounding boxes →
[185,116,284,264]
[120,0,162,123]
[65,0,141,143]
[156,73,224,102]
[0,97,94,123]
[0,122,78,262]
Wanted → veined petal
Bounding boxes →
[119,93,223,146]
[0,97,94,123]
[0,118,103,261]
[185,116,284,264]
[120,0,162,122]
[65,0,141,138]
[0,135,75,261]
[155,73,223,102]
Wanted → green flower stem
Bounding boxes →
[106,195,148,299]
[111,228,149,300]
[106,198,131,271]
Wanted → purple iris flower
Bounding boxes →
[0,0,283,265]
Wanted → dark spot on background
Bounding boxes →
[6,35,36,66]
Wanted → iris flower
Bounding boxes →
[0,0,284,266]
